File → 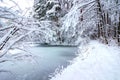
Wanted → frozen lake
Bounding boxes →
[0,45,77,80]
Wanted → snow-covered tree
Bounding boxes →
[94,0,120,45]
[0,0,57,57]
[34,0,120,45]
[34,0,62,44]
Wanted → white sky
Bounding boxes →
[15,0,34,10]
[0,0,34,11]
[0,0,34,16]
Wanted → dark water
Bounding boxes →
[0,46,77,80]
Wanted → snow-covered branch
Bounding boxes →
[0,25,14,31]
[0,30,34,58]
[78,0,95,9]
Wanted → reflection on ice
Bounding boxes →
[0,46,77,80]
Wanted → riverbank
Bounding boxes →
[51,41,120,80]
[18,42,78,47]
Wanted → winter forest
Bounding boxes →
[0,0,120,80]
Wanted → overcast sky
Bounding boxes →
[0,0,34,10]
[0,0,34,16]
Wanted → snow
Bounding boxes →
[47,0,59,5]
[51,41,120,80]
[0,0,120,79]
[59,0,97,45]
[61,4,80,32]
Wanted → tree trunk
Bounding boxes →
[117,13,120,45]
[96,0,108,44]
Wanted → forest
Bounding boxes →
[0,0,120,80]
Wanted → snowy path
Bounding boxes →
[51,41,120,80]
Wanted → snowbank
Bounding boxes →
[51,41,120,80]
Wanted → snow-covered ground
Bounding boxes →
[51,41,120,80]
